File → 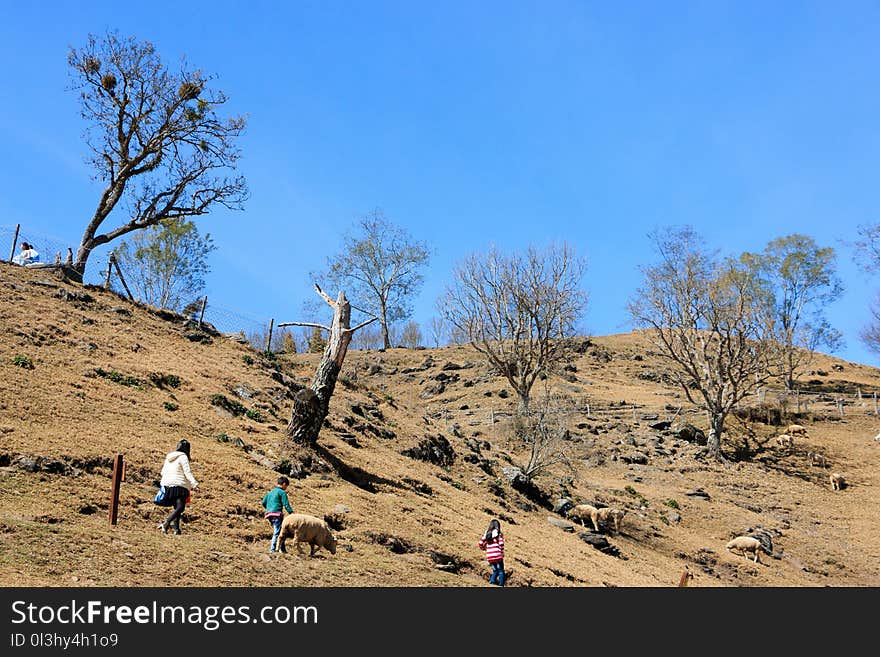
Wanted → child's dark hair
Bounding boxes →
[277,476,289,486]
[483,518,502,542]
[175,439,191,457]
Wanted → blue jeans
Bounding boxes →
[489,561,505,586]
[268,516,283,552]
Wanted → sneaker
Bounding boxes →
[157,522,167,534]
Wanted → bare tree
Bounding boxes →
[67,32,247,278]
[316,210,430,349]
[741,234,843,390]
[860,297,880,355]
[279,285,377,445]
[629,227,774,459]
[350,324,384,351]
[854,223,880,356]
[512,388,575,479]
[440,242,588,414]
[400,320,423,349]
[427,315,449,347]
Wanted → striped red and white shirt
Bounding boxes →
[478,534,505,563]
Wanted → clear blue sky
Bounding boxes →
[1,1,878,364]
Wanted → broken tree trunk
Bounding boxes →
[284,284,377,445]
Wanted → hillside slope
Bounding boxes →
[2,262,879,587]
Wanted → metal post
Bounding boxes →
[8,223,20,262]
[265,318,275,353]
[874,391,878,416]
[109,454,124,526]
[198,296,208,327]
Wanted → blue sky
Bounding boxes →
[1,1,878,364]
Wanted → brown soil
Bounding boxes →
[2,262,879,587]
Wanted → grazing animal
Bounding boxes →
[807,451,827,468]
[786,424,809,437]
[568,504,625,533]
[775,434,794,448]
[277,513,338,556]
[873,432,880,443]
[829,473,846,491]
[726,536,765,563]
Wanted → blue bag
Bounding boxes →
[153,485,171,506]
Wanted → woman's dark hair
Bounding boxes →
[483,519,502,542]
[277,476,289,486]
[175,439,191,457]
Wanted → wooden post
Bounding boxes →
[8,223,20,262]
[678,569,693,587]
[110,254,134,300]
[109,454,124,526]
[265,318,275,353]
[104,256,113,289]
[796,389,801,414]
[198,296,208,327]
[874,391,877,416]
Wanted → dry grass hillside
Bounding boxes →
[2,262,879,587]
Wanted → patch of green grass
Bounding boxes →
[242,354,254,365]
[94,367,142,388]
[216,433,231,443]
[664,499,680,510]
[210,394,247,417]
[245,409,264,422]
[163,401,178,412]
[12,354,34,370]
[150,372,181,389]
[450,480,466,491]
[624,485,649,507]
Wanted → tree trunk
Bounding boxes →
[706,411,725,459]
[286,290,353,445]
[380,299,390,349]
[517,392,530,417]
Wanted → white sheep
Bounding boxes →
[775,434,793,448]
[726,535,765,563]
[786,424,809,437]
[873,432,880,443]
[277,513,338,556]
[568,504,625,533]
[829,473,846,491]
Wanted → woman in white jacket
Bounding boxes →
[158,439,199,534]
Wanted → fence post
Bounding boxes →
[796,389,801,414]
[109,454,124,526]
[265,318,275,353]
[8,224,20,262]
[104,256,113,289]
[198,296,208,327]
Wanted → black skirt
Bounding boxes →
[163,485,189,501]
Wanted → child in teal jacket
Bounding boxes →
[261,476,293,553]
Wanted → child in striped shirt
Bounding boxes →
[477,519,505,586]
